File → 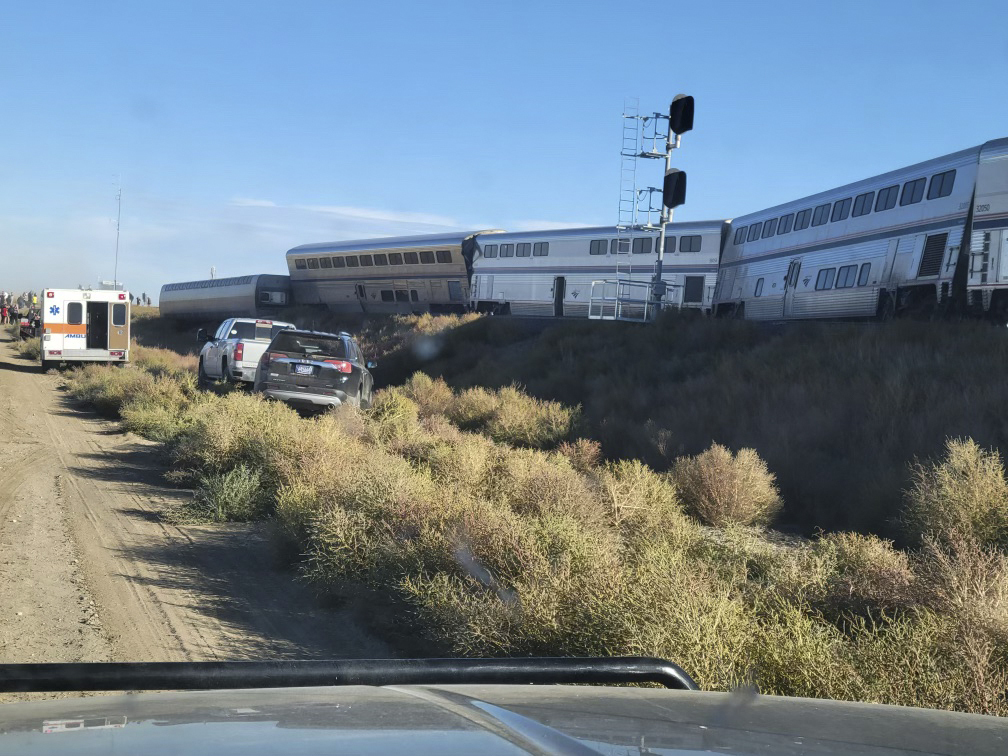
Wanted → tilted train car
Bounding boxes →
[158,274,291,321]
[285,231,503,314]
[967,139,1008,319]
[470,222,727,317]
[714,138,1008,321]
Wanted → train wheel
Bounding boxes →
[877,294,895,322]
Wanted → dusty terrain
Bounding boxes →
[0,334,387,701]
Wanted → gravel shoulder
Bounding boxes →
[0,335,388,702]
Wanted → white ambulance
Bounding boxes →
[40,288,131,369]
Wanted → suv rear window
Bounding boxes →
[270,332,347,359]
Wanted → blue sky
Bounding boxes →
[1,0,1005,301]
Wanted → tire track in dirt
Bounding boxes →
[0,335,389,698]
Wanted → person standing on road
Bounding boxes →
[1,303,8,325]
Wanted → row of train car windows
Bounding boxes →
[587,236,703,255]
[379,289,420,303]
[481,242,549,258]
[733,170,956,246]
[294,250,452,270]
[163,276,254,292]
[753,263,871,297]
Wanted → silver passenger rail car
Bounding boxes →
[285,231,503,315]
[967,138,1008,319]
[713,142,992,321]
[470,223,726,317]
[159,274,291,321]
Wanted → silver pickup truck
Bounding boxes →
[197,317,295,386]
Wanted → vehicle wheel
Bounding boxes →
[40,359,49,373]
[198,358,210,388]
[221,358,231,384]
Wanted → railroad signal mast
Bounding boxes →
[616,95,694,310]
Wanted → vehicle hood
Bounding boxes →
[0,685,1004,755]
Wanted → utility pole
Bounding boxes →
[113,179,122,290]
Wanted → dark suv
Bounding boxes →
[253,329,376,411]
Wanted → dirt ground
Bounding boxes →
[0,333,388,702]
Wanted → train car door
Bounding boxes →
[355,283,367,311]
[553,276,566,316]
[108,300,129,350]
[783,258,802,318]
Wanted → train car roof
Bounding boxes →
[286,230,504,256]
[160,274,285,293]
[729,140,994,225]
[476,222,727,243]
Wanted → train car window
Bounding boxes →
[589,239,607,255]
[815,268,836,290]
[295,259,307,270]
[733,226,747,244]
[360,254,374,266]
[436,249,452,263]
[307,258,320,269]
[331,257,345,268]
[755,277,764,297]
[680,235,702,252]
[395,290,408,302]
[388,252,403,265]
[747,222,762,242]
[420,250,435,263]
[761,218,777,239]
[812,203,831,226]
[516,243,531,257]
[831,197,852,222]
[836,264,857,288]
[374,253,388,265]
[927,169,956,200]
[632,237,653,254]
[410,289,419,302]
[875,184,899,211]
[795,209,812,230]
[380,290,394,302]
[858,263,871,286]
[852,191,874,217]
[404,251,419,264]
[610,238,629,254]
[483,245,498,258]
[778,214,794,234]
[319,257,332,268]
[900,178,926,206]
[663,236,676,254]
[533,242,548,256]
[499,244,514,258]
[345,255,359,267]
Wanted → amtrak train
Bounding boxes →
[159,274,291,321]
[159,136,1008,324]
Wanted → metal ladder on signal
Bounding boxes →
[616,96,639,289]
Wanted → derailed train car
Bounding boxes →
[469,222,727,317]
[713,137,1008,321]
[285,231,503,314]
[159,274,291,322]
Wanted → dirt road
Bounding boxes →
[0,334,388,697]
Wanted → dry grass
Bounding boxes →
[15,337,41,361]
[60,325,1008,716]
[674,443,783,527]
[902,438,1008,548]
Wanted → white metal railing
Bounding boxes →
[588,279,714,321]
[588,279,659,321]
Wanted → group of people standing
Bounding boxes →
[0,290,38,325]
